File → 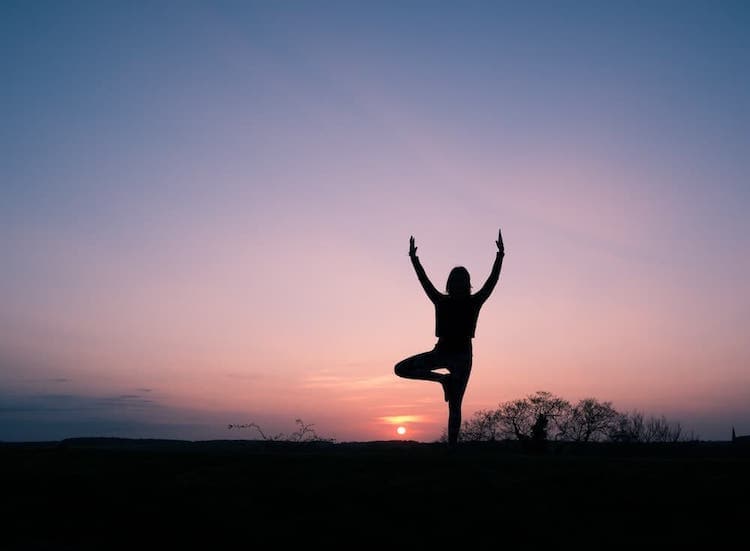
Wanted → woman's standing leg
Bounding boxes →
[446,354,472,447]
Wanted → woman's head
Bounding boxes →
[446,266,471,296]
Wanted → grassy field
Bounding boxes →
[2,438,748,549]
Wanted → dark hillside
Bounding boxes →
[2,438,747,549]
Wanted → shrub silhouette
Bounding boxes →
[531,413,549,442]
[446,391,695,444]
[227,418,334,443]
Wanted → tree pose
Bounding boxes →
[395,229,505,447]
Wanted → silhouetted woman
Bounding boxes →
[395,229,504,447]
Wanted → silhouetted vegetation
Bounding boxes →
[446,390,695,444]
[227,418,334,442]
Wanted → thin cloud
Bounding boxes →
[0,392,159,414]
[302,373,394,391]
[376,414,428,425]
[225,372,263,380]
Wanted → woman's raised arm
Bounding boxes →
[475,228,505,303]
[409,235,441,303]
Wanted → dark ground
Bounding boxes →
[2,438,748,549]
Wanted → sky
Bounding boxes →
[2,1,749,442]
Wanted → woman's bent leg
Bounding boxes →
[394,350,446,384]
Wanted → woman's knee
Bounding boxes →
[394,360,406,377]
[395,356,419,377]
[396,357,418,377]
[395,352,432,377]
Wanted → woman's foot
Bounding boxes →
[441,375,452,402]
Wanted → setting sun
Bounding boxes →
[397,426,406,436]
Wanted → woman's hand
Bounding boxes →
[496,228,505,256]
[409,235,418,258]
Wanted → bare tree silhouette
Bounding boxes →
[447,391,694,445]
[559,398,619,442]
